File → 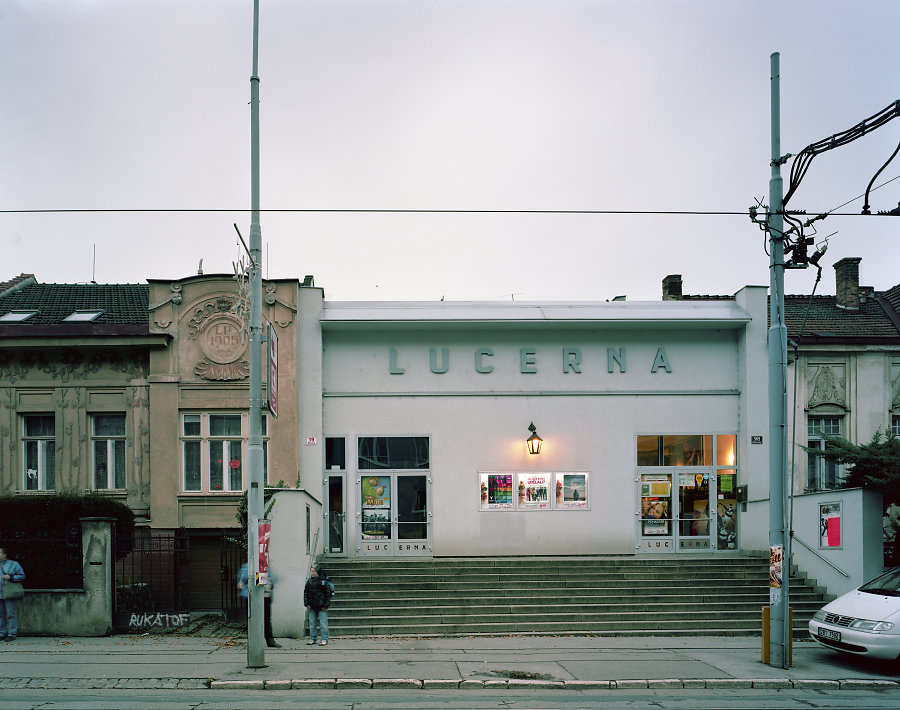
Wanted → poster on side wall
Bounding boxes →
[361,476,391,539]
[558,472,588,508]
[819,502,842,548]
[480,472,514,510]
[518,473,550,509]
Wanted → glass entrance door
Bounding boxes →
[360,472,431,556]
[326,475,346,555]
[676,470,712,551]
[638,469,715,553]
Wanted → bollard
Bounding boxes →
[761,606,793,665]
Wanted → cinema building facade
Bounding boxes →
[302,282,770,560]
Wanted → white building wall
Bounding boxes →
[318,295,764,558]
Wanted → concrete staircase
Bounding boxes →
[322,557,825,638]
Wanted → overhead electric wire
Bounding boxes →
[0,207,898,216]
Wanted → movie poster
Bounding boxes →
[361,476,391,539]
[518,474,550,509]
[480,472,513,510]
[558,473,588,508]
[820,502,841,548]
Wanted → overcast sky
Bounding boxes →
[2,0,898,302]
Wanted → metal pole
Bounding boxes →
[767,51,790,669]
[246,0,265,668]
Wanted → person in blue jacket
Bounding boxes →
[236,562,280,647]
[0,547,26,641]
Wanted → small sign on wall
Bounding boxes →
[306,436,318,446]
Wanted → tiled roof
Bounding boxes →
[783,292,900,341]
[0,282,148,325]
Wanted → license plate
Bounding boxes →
[818,627,841,641]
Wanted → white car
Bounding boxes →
[809,567,900,660]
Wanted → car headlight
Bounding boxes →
[813,610,827,622]
[849,619,895,632]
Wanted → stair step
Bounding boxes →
[317,555,826,638]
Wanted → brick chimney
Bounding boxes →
[834,257,862,310]
[662,274,683,301]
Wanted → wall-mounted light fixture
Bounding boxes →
[526,422,543,455]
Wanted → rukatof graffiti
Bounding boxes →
[128,612,190,629]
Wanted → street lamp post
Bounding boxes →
[246,0,265,669]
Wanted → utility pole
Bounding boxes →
[246,0,266,669]
[767,51,790,670]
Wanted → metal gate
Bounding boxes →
[221,534,246,621]
[113,529,189,632]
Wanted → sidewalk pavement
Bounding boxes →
[1,633,899,691]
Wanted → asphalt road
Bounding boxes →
[2,688,900,710]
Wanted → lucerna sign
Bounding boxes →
[389,347,673,375]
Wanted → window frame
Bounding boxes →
[91,413,127,490]
[180,412,267,494]
[22,414,55,491]
[807,415,843,490]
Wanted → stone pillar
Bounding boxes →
[80,517,116,636]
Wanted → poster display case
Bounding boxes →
[820,502,842,548]
[480,472,589,511]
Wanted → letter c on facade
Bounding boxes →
[475,348,494,373]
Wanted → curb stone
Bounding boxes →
[792,679,840,689]
[372,679,423,689]
[210,680,264,690]
[705,679,752,689]
[12,677,900,691]
[264,680,292,690]
[507,679,565,689]
[751,679,792,689]
[291,679,335,689]
[839,680,900,690]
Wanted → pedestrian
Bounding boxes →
[236,562,280,647]
[0,547,26,642]
[303,563,333,646]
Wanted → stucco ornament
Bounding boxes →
[807,365,846,409]
[193,312,249,381]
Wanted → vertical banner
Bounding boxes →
[258,520,271,586]
[267,323,278,418]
